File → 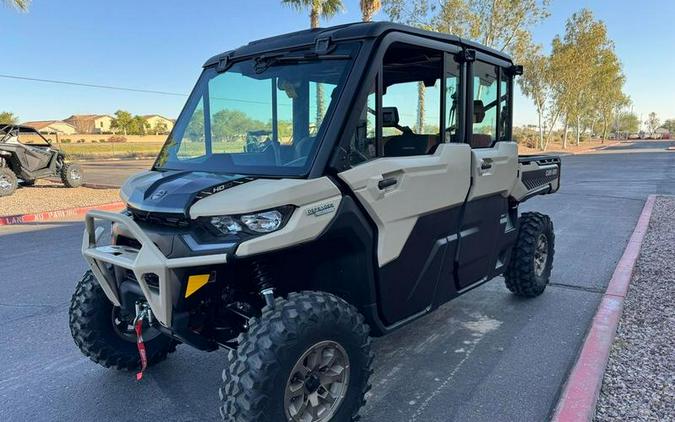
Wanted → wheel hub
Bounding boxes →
[70,169,81,181]
[534,234,549,277]
[0,177,10,190]
[284,340,350,422]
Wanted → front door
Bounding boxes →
[338,43,470,325]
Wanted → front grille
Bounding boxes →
[128,207,190,228]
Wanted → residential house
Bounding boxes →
[22,120,77,135]
[64,114,114,134]
[143,115,174,134]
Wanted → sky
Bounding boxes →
[1,0,673,128]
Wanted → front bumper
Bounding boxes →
[82,210,228,327]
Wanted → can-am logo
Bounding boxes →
[306,202,336,217]
[545,168,558,177]
[150,189,168,201]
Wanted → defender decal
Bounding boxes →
[306,202,336,217]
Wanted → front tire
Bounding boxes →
[61,163,83,188]
[69,271,177,370]
[0,167,18,196]
[504,212,555,297]
[220,291,373,422]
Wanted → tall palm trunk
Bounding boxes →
[417,82,425,133]
[310,5,324,128]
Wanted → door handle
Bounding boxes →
[480,158,493,170]
[378,177,397,190]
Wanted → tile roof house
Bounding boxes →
[142,114,174,134]
[21,120,77,135]
[64,114,114,134]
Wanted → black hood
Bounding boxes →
[122,170,254,215]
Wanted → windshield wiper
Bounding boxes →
[254,53,351,74]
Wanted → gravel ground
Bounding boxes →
[595,196,675,421]
[0,180,120,216]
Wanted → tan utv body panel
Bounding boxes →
[511,159,561,201]
[338,143,472,267]
[468,141,519,201]
[188,177,342,257]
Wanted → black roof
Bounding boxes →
[204,21,512,67]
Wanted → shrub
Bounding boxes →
[60,138,71,144]
[107,135,127,143]
[77,139,86,143]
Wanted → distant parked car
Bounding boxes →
[0,124,84,196]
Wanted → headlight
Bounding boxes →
[210,216,242,234]
[207,206,292,236]
[241,210,283,233]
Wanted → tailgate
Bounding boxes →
[511,155,561,202]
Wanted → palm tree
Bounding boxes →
[282,0,343,127]
[2,0,30,11]
[360,0,381,22]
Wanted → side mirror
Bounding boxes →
[382,107,400,128]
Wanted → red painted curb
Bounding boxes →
[0,202,125,226]
[552,194,657,422]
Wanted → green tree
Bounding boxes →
[152,120,169,135]
[360,0,381,22]
[616,112,639,134]
[660,119,675,134]
[212,109,266,141]
[646,112,660,136]
[111,110,134,136]
[518,44,552,150]
[2,0,29,11]
[0,111,18,125]
[128,116,147,135]
[282,0,344,127]
[384,0,550,61]
[186,108,205,142]
[550,10,619,147]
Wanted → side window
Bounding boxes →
[445,57,460,142]
[499,77,510,142]
[178,97,206,158]
[471,61,498,148]
[348,83,376,166]
[381,43,442,157]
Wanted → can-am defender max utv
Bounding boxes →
[0,124,83,196]
[69,22,560,422]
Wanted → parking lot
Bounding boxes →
[1,140,673,421]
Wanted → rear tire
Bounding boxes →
[219,291,373,422]
[61,163,83,188]
[0,167,18,197]
[504,212,554,297]
[69,270,177,370]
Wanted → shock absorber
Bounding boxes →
[251,259,275,307]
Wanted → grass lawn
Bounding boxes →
[62,140,247,160]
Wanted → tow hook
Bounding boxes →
[133,301,153,381]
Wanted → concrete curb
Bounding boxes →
[82,182,121,189]
[551,194,656,422]
[0,202,125,226]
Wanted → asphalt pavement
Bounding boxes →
[1,140,674,421]
[78,159,154,186]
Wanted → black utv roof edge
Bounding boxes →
[203,21,513,68]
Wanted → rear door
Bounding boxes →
[456,60,518,289]
[338,43,471,325]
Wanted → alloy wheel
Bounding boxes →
[284,340,351,422]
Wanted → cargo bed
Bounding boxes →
[511,155,561,202]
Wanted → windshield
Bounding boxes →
[155,43,358,176]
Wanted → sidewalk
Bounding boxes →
[595,196,675,420]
